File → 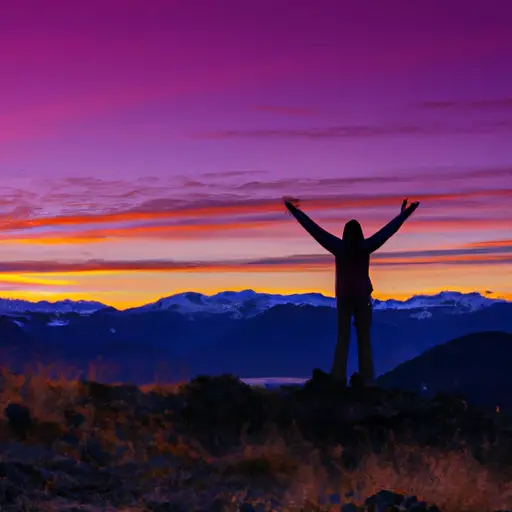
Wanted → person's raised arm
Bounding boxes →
[365,198,420,253]
[283,197,342,254]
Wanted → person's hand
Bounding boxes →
[401,197,420,214]
[282,196,300,213]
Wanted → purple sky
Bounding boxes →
[0,0,511,307]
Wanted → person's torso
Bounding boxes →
[335,247,373,297]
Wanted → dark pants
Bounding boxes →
[331,295,374,385]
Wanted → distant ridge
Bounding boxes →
[0,290,507,317]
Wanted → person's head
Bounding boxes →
[342,219,364,246]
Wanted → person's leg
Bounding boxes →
[331,297,352,384]
[354,296,374,384]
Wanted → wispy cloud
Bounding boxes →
[467,239,512,249]
[253,105,321,117]
[192,121,512,140]
[1,214,511,245]
[2,166,508,219]
[416,98,512,111]
[0,188,509,230]
[0,182,509,243]
[198,170,270,179]
[231,167,512,193]
[0,240,509,274]
[0,274,76,291]
[0,171,509,247]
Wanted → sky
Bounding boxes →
[0,0,511,308]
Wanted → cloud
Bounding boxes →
[456,167,512,180]
[231,167,512,193]
[0,172,510,246]
[0,218,282,244]
[192,121,512,140]
[1,215,511,245]
[467,239,512,249]
[2,165,509,213]
[0,281,71,292]
[0,274,77,291]
[416,98,512,111]
[197,170,270,179]
[253,105,320,117]
[232,175,397,192]
[6,186,512,226]
[0,240,509,274]
[0,187,510,244]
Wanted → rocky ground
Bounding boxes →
[0,367,512,511]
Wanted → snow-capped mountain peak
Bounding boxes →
[0,290,506,319]
[0,298,107,315]
[123,289,506,318]
[373,290,506,313]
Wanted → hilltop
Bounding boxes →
[0,366,512,511]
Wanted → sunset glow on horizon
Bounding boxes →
[1,0,511,308]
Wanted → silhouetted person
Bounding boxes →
[283,196,420,385]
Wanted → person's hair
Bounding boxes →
[343,219,364,261]
[343,219,364,243]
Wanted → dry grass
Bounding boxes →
[0,364,511,511]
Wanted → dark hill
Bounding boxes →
[0,316,56,371]
[376,330,512,410]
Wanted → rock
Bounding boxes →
[408,502,428,512]
[48,456,82,473]
[328,493,341,504]
[202,497,234,512]
[301,368,344,397]
[80,436,111,467]
[80,380,111,406]
[147,502,188,512]
[80,381,143,409]
[4,403,32,439]
[180,374,266,442]
[33,420,63,444]
[146,390,186,415]
[296,501,317,512]
[239,504,257,512]
[365,490,405,511]
[64,407,86,428]
[60,432,81,446]
[146,454,179,472]
[0,461,47,489]
[349,372,364,389]
[0,478,23,504]
[402,496,418,508]
[312,368,331,382]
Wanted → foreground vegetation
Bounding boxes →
[0,365,511,511]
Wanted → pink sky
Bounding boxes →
[0,0,511,307]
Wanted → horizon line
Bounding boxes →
[0,288,509,312]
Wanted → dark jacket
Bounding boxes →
[286,203,415,298]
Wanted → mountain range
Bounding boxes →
[0,290,510,394]
[0,289,506,317]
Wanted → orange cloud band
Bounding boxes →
[0,216,510,245]
[0,188,510,232]
[0,247,508,274]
